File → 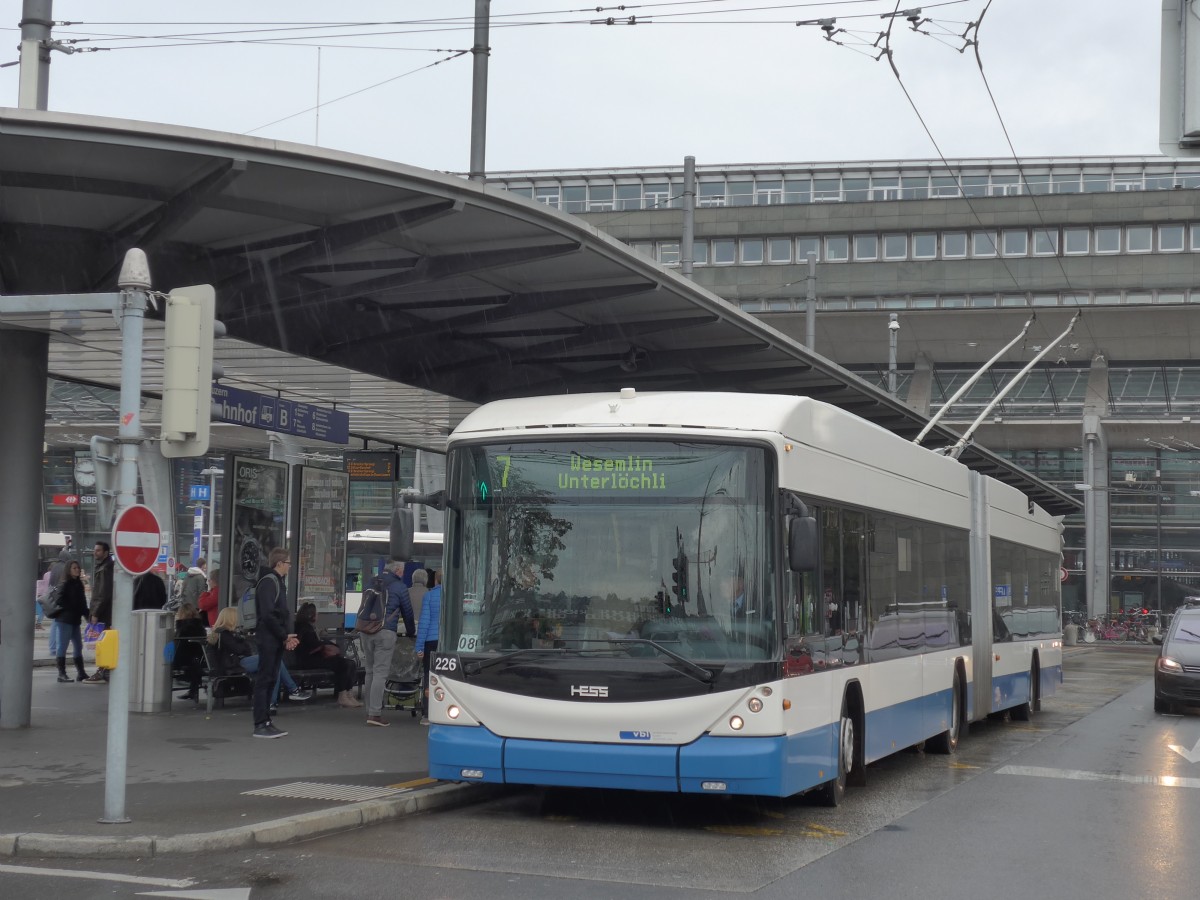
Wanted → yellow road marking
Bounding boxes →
[387,776,438,789]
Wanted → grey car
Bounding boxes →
[1154,607,1200,714]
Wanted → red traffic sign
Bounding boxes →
[111,504,162,575]
[1060,567,1069,583]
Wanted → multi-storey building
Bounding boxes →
[486,157,1200,616]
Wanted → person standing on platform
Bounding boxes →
[54,561,90,683]
[182,558,207,609]
[251,549,298,739]
[415,570,442,725]
[362,560,415,727]
[83,542,114,684]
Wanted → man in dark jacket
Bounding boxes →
[82,542,115,683]
[252,548,298,739]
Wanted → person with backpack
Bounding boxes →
[358,560,415,727]
[251,548,299,739]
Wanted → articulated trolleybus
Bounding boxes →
[427,389,1062,803]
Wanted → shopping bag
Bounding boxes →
[95,629,119,669]
[82,623,105,663]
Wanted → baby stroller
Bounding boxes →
[384,634,422,717]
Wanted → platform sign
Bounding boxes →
[111,504,162,575]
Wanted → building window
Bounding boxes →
[1083,175,1111,193]
[728,181,753,207]
[796,237,821,262]
[629,241,654,259]
[912,296,937,308]
[1095,226,1121,254]
[1125,292,1153,304]
[1127,226,1153,253]
[901,176,929,200]
[1160,225,1186,252]
[990,175,1020,196]
[853,298,879,309]
[1063,227,1090,255]
[871,177,900,201]
[1032,294,1059,306]
[756,180,783,205]
[1001,294,1030,307]
[692,241,709,265]
[1002,230,1028,256]
[825,236,850,262]
[507,185,533,198]
[823,299,849,310]
[698,182,726,207]
[712,239,736,264]
[768,299,792,311]
[843,178,869,202]
[616,184,642,210]
[658,242,680,265]
[768,238,792,263]
[931,176,960,198]
[784,178,811,204]
[1094,293,1121,305]
[562,186,586,213]
[588,184,615,211]
[913,233,938,259]
[813,178,842,202]
[1158,291,1186,303]
[972,231,998,257]
[853,234,879,261]
[534,186,561,207]
[961,176,989,198]
[969,295,997,308]
[1191,224,1200,251]
[1033,229,1059,255]
[942,232,968,258]
[941,296,967,308]
[881,297,906,309]
[883,234,907,259]
[1052,175,1081,193]
[644,183,671,209]
[740,239,765,264]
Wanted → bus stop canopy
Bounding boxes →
[0,108,1077,514]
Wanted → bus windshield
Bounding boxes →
[444,439,776,661]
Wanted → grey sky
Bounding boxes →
[1,1,1163,172]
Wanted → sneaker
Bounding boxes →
[288,687,313,701]
[419,716,430,726]
[82,672,106,684]
[253,723,288,739]
[366,716,390,727]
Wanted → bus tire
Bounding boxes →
[1011,662,1038,721]
[818,699,853,807]
[927,670,962,754]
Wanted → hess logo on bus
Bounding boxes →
[571,685,609,698]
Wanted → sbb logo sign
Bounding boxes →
[52,494,79,506]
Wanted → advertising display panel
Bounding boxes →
[220,455,289,618]
[289,465,350,619]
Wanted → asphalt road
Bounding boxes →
[3,644,1190,900]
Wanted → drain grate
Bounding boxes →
[243,782,411,802]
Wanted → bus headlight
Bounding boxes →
[434,688,445,702]
[448,705,462,719]
[729,715,745,730]
[747,697,763,713]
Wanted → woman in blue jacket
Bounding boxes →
[414,571,441,724]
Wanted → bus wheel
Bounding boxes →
[927,672,961,754]
[819,701,853,807]
[1011,663,1038,721]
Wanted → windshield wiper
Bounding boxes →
[463,647,571,675]
[603,638,714,684]
[1178,628,1200,641]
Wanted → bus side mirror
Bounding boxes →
[390,505,414,560]
[789,515,817,572]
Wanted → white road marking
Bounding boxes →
[138,889,252,899]
[1167,738,1200,763]
[996,764,1200,789]
[0,863,194,888]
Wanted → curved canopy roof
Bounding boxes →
[0,108,1077,514]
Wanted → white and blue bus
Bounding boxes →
[426,390,1062,802]
[343,529,443,628]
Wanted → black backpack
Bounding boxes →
[355,577,387,634]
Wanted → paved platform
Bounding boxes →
[1,630,486,859]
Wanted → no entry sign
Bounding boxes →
[111,504,162,575]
